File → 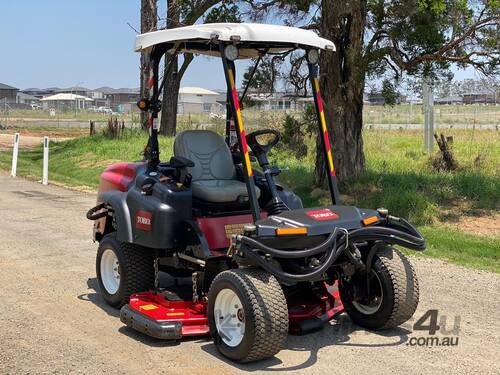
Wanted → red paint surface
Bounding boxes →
[136,210,153,231]
[196,214,256,250]
[127,284,343,339]
[317,89,324,112]
[129,292,209,337]
[306,209,339,221]
[99,162,142,193]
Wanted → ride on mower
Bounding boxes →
[87,23,425,362]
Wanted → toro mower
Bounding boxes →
[87,23,425,363]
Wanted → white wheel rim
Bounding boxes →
[101,248,120,295]
[214,289,245,347]
[352,271,383,315]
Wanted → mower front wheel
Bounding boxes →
[96,233,155,308]
[339,245,419,330]
[208,268,289,363]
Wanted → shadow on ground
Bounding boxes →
[78,276,409,370]
[201,314,410,372]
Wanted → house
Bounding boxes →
[178,87,221,114]
[462,90,497,104]
[16,92,41,105]
[106,88,140,111]
[435,96,463,105]
[246,92,313,111]
[0,83,19,103]
[22,87,60,99]
[40,93,93,110]
[56,86,91,97]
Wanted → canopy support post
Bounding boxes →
[220,43,261,222]
[308,63,341,205]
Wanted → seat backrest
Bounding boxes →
[174,130,236,181]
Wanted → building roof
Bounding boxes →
[40,93,93,101]
[56,86,90,93]
[17,92,39,100]
[179,87,219,96]
[435,96,462,102]
[135,23,335,57]
[0,83,19,90]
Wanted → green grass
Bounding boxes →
[0,127,498,272]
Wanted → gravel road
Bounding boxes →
[0,173,499,374]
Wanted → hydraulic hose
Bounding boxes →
[240,229,347,283]
[239,229,339,259]
[236,218,424,283]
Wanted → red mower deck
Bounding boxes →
[120,282,344,340]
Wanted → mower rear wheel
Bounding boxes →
[339,245,419,329]
[208,268,289,363]
[96,233,155,308]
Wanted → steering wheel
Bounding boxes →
[245,129,281,166]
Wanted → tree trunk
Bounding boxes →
[315,0,366,185]
[159,0,194,136]
[160,53,194,136]
[140,0,157,130]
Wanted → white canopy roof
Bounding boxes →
[41,93,92,101]
[135,23,335,58]
[179,87,219,96]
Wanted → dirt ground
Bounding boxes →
[0,173,499,375]
[0,132,76,150]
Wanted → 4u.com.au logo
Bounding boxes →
[406,309,460,347]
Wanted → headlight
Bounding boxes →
[224,45,239,61]
[307,49,320,65]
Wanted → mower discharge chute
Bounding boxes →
[87,23,425,363]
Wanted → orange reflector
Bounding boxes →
[276,227,308,236]
[362,216,379,225]
[140,304,158,311]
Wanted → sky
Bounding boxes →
[0,1,479,92]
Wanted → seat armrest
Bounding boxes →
[169,155,195,169]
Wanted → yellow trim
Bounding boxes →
[314,78,320,92]
[327,150,334,172]
[276,227,308,236]
[236,109,244,133]
[362,216,379,226]
[244,153,253,176]
[320,111,327,133]
[228,69,236,88]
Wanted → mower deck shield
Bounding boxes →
[121,292,209,339]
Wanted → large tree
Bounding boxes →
[140,0,158,130]
[160,0,240,136]
[243,0,499,184]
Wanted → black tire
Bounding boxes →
[339,245,419,330]
[208,268,289,363]
[96,233,155,308]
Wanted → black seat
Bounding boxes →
[174,130,260,203]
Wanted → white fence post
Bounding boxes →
[10,133,20,177]
[42,136,49,185]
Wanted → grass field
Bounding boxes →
[0,127,498,272]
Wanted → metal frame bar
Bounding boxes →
[308,63,341,205]
[220,43,261,221]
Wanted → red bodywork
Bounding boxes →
[95,162,144,235]
[129,292,209,337]
[99,162,144,193]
